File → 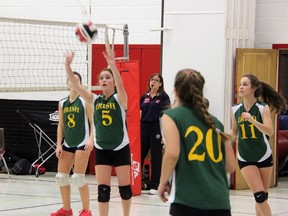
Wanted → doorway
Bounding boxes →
[273,44,288,177]
[278,50,288,101]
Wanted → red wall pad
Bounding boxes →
[116,60,141,196]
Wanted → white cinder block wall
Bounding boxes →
[162,0,227,122]
[91,1,162,45]
[255,0,288,48]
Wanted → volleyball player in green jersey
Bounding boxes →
[51,72,94,216]
[158,69,236,216]
[230,74,286,216]
[64,51,132,216]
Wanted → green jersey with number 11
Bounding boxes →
[232,101,272,162]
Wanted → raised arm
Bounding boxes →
[103,51,128,110]
[65,52,93,104]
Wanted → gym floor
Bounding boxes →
[0,173,288,216]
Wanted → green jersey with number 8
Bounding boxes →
[60,96,89,148]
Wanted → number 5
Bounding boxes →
[102,110,112,126]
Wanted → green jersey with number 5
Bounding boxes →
[93,93,129,150]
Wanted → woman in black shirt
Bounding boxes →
[140,73,171,194]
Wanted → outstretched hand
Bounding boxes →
[103,50,116,69]
[65,51,75,66]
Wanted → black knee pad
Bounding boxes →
[98,184,111,202]
[119,185,132,200]
[254,191,266,203]
[265,192,268,200]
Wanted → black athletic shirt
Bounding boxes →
[140,91,170,123]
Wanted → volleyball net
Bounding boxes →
[0,17,128,93]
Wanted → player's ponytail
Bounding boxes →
[215,128,233,142]
[244,74,286,114]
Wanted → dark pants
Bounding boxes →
[141,122,163,190]
[170,203,231,216]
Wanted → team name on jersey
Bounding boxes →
[63,106,80,113]
[95,102,116,110]
[238,115,257,123]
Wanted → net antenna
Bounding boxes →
[76,0,92,21]
[105,27,115,55]
[0,17,128,93]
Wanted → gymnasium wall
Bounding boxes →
[255,0,288,48]
[162,0,227,122]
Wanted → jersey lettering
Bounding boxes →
[185,126,223,163]
[63,106,80,113]
[237,115,257,123]
[95,102,116,110]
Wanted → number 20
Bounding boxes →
[185,126,223,163]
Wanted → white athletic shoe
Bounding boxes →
[149,189,158,195]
